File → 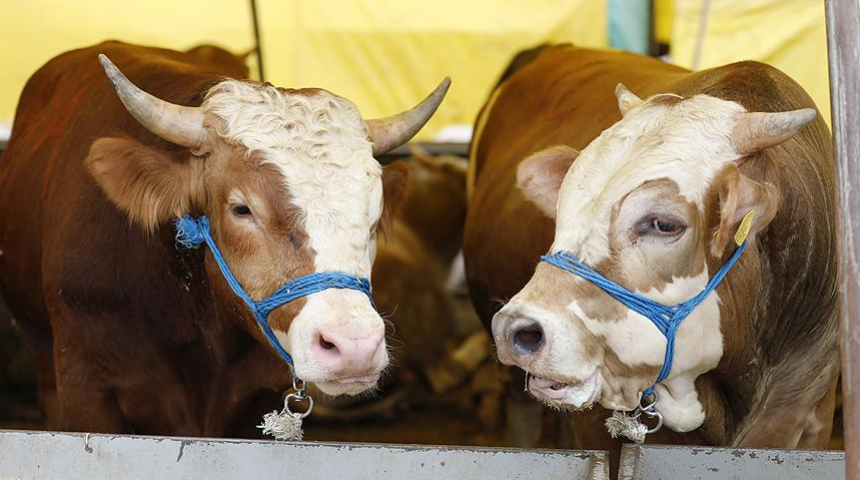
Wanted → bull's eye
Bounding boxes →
[231,204,252,217]
[652,217,683,235]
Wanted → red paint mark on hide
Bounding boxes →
[38,87,87,200]
[2,54,131,192]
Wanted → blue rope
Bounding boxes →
[175,214,374,378]
[541,242,747,396]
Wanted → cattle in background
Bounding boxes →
[374,151,472,373]
[307,151,487,421]
[184,44,252,77]
[303,150,510,445]
[464,45,838,463]
[0,41,448,436]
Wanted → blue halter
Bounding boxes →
[541,242,747,397]
[174,215,374,378]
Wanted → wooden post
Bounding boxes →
[824,0,860,478]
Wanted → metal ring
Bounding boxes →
[292,377,306,393]
[644,409,663,434]
[639,390,659,412]
[284,392,314,419]
[637,390,662,434]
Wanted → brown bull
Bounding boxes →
[0,41,448,436]
[464,45,838,463]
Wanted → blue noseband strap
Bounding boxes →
[175,214,374,378]
[541,242,746,396]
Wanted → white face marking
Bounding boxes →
[552,94,745,264]
[495,92,747,429]
[570,269,723,429]
[204,81,387,393]
[205,81,383,275]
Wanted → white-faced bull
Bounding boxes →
[464,45,838,455]
[0,41,448,435]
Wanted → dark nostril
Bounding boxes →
[511,323,544,354]
[319,336,338,351]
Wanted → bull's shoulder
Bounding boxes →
[687,60,821,113]
[492,43,553,88]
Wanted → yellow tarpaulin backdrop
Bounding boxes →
[0,0,838,138]
[670,0,832,126]
[0,0,607,140]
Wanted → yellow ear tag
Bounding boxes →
[734,209,756,246]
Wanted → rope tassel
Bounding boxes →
[605,411,648,444]
[175,215,206,248]
[259,383,314,441]
[259,409,305,441]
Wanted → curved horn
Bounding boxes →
[366,77,451,156]
[615,83,643,116]
[98,54,206,148]
[732,108,817,154]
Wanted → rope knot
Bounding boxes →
[175,215,206,249]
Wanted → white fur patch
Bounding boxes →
[204,80,383,276]
[552,95,746,264]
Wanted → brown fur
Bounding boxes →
[85,138,206,233]
[399,151,469,265]
[184,44,250,78]
[606,179,706,293]
[379,161,410,239]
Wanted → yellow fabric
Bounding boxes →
[671,0,831,126]
[0,0,254,127]
[0,0,607,140]
[654,0,674,45]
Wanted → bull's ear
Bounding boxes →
[615,83,643,117]
[86,137,205,234]
[379,160,409,236]
[516,145,579,219]
[710,164,780,256]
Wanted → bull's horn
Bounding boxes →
[98,54,207,148]
[366,77,451,156]
[615,83,642,116]
[732,109,817,154]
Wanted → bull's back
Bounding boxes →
[0,41,244,343]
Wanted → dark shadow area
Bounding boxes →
[0,297,42,429]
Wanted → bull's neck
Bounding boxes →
[170,227,277,372]
[697,228,838,446]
